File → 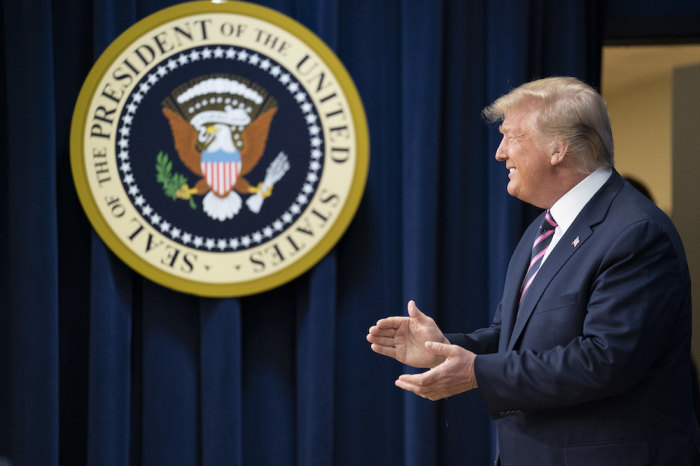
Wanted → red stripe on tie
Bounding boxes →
[520,270,539,304]
[519,210,558,307]
[533,229,555,247]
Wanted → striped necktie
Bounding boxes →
[520,210,558,303]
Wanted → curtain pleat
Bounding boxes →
[400,2,444,465]
[294,2,339,464]
[436,1,494,463]
[333,1,405,464]
[242,288,297,466]
[5,0,60,464]
[87,241,134,466]
[199,298,243,466]
[141,283,200,465]
[297,255,337,466]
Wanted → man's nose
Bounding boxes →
[495,144,506,161]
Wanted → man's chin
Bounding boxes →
[507,185,531,205]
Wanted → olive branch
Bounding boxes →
[156,151,196,210]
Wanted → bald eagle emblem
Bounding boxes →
[161,75,289,221]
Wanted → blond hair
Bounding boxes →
[483,77,614,173]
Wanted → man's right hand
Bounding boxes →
[367,300,449,368]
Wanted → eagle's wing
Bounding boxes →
[162,107,202,176]
[240,107,278,176]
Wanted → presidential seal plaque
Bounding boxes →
[70,1,369,297]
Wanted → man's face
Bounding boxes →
[495,108,553,207]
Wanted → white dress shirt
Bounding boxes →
[543,167,612,263]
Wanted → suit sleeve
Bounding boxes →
[474,219,690,417]
[446,301,502,355]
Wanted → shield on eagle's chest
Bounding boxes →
[201,149,242,196]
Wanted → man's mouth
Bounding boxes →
[509,168,517,175]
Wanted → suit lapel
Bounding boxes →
[506,171,624,350]
[498,235,532,351]
[507,223,593,350]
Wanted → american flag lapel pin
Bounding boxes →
[572,236,580,247]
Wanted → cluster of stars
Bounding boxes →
[116,46,325,252]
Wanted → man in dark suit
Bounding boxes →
[367,77,700,465]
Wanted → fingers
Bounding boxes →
[366,324,399,344]
[366,334,396,348]
[367,324,399,358]
[374,316,407,329]
[396,366,439,391]
[369,342,397,360]
[395,370,446,401]
[366,327,398,349]
[397,371,433,386]
[424,341,452,356]
[367,324,398,337]
[371,300,422,331]
[367,319,403,361]
[407,300,425,320]
[395,377,420,394]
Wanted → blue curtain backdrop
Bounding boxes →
[6,0,683,464]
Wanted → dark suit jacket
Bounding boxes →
[448,171,700,465]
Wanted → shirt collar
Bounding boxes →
[550,167,612,234]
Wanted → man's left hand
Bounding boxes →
[395,342,478,400]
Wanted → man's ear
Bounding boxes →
[550,140,569,166]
